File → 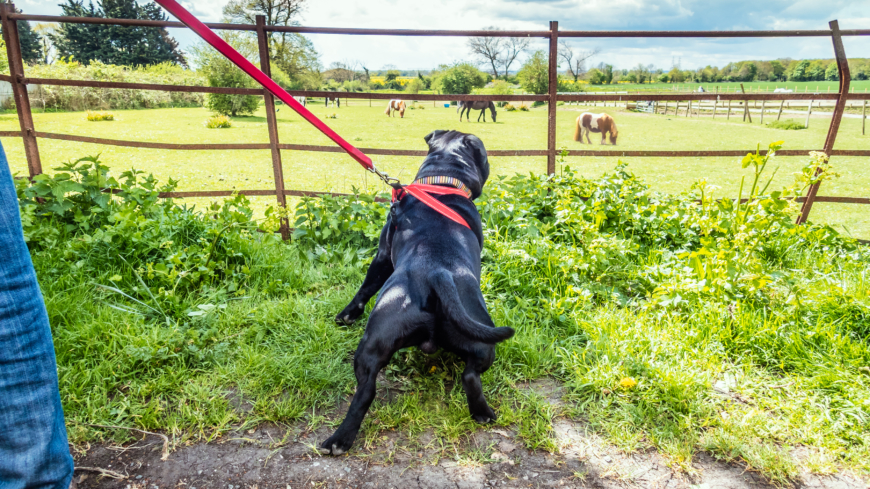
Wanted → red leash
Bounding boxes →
[156,0,473,229]
[154,0,373,170]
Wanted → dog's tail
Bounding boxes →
[430,270,514,343]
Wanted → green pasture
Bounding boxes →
[1,101,868,237]
[585,80,870,93]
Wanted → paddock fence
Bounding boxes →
[1,4,868,239]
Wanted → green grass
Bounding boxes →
[1,103,867,237]
[585,80,870,93]
[16,150,870,484]
[767,120,807,130]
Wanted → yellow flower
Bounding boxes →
[619,377,638,389]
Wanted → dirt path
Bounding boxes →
[72,418,867,489]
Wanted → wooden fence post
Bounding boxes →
[740,84,752,123]
[1,3,42,177]
[777,100,784,121]
[256,16,289,240]
[804,100,813,128]
[685,100,691,117]
[798,19,850,224]
[760,99,766,124]
[546,21,558,175]
[712,99,717,119]
[727,99,732,119]
[862,99,866,135]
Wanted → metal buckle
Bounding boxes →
[369,166,404,190]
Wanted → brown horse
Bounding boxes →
[573,112,618,145]
[458,101,497,122]
[385,99,406,118]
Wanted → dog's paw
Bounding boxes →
[472,407,498,424]
[334,313,358,326]
[320,435,353,456]
[334,303,365,326]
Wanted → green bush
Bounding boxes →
[517,51,549,94]
[433,62,488,95]
[766,120,806,130]
[193,33,261,117]
[26,60,204,111]
[205,115,232,128]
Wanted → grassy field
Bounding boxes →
[585,80,870,93]
[1,101,868,238]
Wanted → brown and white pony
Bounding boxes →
[325,96,340,108]
[573,112,618,145]
[385,99,406,118]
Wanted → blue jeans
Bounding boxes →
[0,144,74,489]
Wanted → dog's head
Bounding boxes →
[416,130,490,199]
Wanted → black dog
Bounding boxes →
[320,130,514,456]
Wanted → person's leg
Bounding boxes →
[0,144,74,489]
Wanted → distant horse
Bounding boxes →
[293,96,306,107]
[385,99,406,118]
[458,101,497,122]
[325,96,340,108]
[573,112,618,145]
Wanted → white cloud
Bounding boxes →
[16,0,870,71]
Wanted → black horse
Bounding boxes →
[458,101,497,122]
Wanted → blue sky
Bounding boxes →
[15,0,870,71]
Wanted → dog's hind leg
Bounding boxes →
[322,283,430,455]
[320,333,395,455]
[335,219,394,325]
[462,348,497,423]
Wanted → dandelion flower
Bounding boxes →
[619,377,638,389]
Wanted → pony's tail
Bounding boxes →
[384,102,391,115]
[610,120,618,144]
[572,117,582,142]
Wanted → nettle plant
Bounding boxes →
[17,157,270,317]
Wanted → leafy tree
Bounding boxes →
[789,60,810,81]
[192,32,260,116]
[385,69,401,82]
[433,62,488,94]
[769,60,785,81]
[587,68,605,85]
[517,51,549,94]
[0,7,43,64]
[603,64,613,84]
[16,17,42,64]
[51,0,185,66]
[825,62,838,81]
[223,0,319,89]
[807,60,826,81]
[737,62,757,81]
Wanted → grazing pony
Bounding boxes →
[385,99,406,118]
[573,112,618,145]
[325,96,341,108]
[458,101,497,123]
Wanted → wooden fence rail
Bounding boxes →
[1,3,868,237]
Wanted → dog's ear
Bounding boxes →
[424,130,447,147]
[464,135,489,185]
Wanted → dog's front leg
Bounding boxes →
[335,219,394,325]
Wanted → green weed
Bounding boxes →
[16,145,870,483]
[766,120,806,130]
